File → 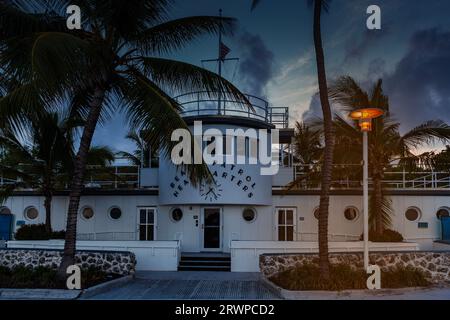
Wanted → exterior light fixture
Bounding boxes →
[349,107,385,270]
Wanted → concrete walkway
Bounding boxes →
[281,286,450,300]
[81,271,282,300]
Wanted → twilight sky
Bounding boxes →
[92,0,450,154]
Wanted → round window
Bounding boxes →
[242,208,256,223]
[344,207,359,221]
[25,207,39,220]
[81,207,94,220]
[109,207,122,220]
[171,208,183,222]
[437,208,450,220]
[314,208,320,220]
[0,207,11,215]
[405,207,421,222]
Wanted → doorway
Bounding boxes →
[201,207,222,251]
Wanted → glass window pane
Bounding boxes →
[147,210,154,224]
[139,226,146,240]
[286,210,294,225]
[278,210,285,224]
[286,226,294,241]
[278,226,285,241]
[140,210,147,224]
[147,225,154,241]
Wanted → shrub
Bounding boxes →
[360,229,404,242]
[15,224,65,240]
[269,263,430,291]
[0,265,112,289]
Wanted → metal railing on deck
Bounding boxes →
[289,164,450,190]
[175,91,289,128]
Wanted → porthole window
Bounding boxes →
[24,206,39,220]
[171,208,183,222]
[109,207,122,220]
[437,207,450,220]
[313,207,320,220]
[81,207,94,220]
[0,207,11,215]
[344,207,359,221]
[242,208,257,223]
[405,207,421,222]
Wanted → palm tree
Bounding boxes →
[0,1,250,275]
[288,121,323,189]
[330,76,450,234]
[251,0,334,277]
[0,111,114,234]
[117,131,152,168]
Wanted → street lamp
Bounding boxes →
[349,108,384,270]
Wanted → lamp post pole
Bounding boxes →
[349,107,384,271]
[363,130,369,270]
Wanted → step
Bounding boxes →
[178,265,231,272]
[179,260,230,267]
[180,255,231,262]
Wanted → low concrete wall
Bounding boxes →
[0,248,135,275]
[230,241,419,272]
[7,240,180,271]
[260,252,450,283]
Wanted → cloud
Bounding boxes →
[302,93,322,122]
[237,31,275,97]
[343,29,388,64]
[301,28,450,135]
[385,28,450,131]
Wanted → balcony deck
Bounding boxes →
[175,91,289,129]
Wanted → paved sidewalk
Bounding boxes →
[81,271,282,300]
[0,288,81,300]
[288,287,450,300]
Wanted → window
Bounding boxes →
[223,136,234,157]
[437,207,450,220]
[24,206,39,220]
[344,207,359,221]
[0,207,11,215]
[277,208,296,241]
[139,208,156,241]
[405,207,421,222]
[109,207,122,220]
[171,208,183,222]
[243,208,257,223]
[313,207,320,220]
[81,207,94,220]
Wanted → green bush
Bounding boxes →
[360,229,404,242]
[269,263,430,291]
[15,224,65,240]
[0,265,111,289]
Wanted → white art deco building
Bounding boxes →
[1,91,450,272]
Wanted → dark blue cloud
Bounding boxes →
[237,31,275,97]
[385,28,450,130]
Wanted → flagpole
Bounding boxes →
[218,9,223,115]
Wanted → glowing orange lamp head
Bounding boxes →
[349,108,384,132]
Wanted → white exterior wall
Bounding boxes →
[2,194,449,252]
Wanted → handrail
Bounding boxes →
[174,91,289,128]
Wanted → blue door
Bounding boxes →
[442,217,450,241]
[0,214,12,240]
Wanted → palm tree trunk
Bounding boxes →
[58,87,105,278]
[43,192,52,234]
[313,0,334,278]
[373,174,384,235]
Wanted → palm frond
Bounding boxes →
[401,120,450,150]
[139,57,252,109]
[134,16,236,55]
[120,71,211,185]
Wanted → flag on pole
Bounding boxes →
[219,42,231,60]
